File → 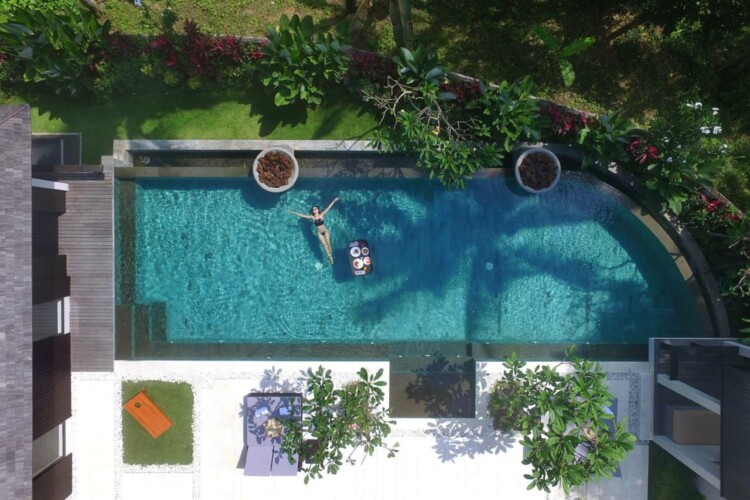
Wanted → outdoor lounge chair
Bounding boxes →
[244,443,273,476]
[242,392,303,477]
[573,398,622,478]
[271,448,299,476]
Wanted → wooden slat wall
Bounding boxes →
[58,163,114,371]
[32,454,72,500]
[32,334,71,439]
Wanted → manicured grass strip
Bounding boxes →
[122,380,194,465]
[100,0,337,36]
[7,84,377,164]
[648,443,704,500]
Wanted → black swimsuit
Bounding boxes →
[314,218,325,227]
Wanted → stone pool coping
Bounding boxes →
[110,140,726,360]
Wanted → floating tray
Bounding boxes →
[348,240,373,276]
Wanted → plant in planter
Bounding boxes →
[279,366,399,483]
[253,148,299,192]
[489,350,636,494]
[576,112,633,168]
[515,148,561,193]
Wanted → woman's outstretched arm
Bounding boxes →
[288,210,313,219]
[321,197,340,216]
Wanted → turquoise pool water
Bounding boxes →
[116,176,703,344]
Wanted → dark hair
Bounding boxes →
[310,206,320,214]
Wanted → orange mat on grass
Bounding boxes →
[123,390,174,438]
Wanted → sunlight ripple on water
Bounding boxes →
[119,176,703,344]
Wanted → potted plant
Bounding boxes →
[514,147,561,194]
[253,147,299,193]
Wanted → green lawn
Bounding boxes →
[100,0,343,35]
[122,380,194,465]
[8,84,377,164]
[648,443,705,500]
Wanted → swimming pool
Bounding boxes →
[116,175,703,346]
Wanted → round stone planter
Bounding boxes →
[253,147,299,193]
[514,148,562,194]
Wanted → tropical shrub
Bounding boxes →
[278,366,398,483]
[0,5,110,96]
[144,20,261,85]
[346,48,396,85]
[367,48,541,188]
[576,112,633,168]
[260,14,349,107]
[439,78,482,105]
[490,351,636,494]
[393,46,444,85]
[679,185,750,330]
[628,101,727,213]
[474,76,541,151]
[538,102,592,139]
[531,25,596,88]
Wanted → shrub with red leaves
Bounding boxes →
[345,49,395,84]
[142,20,265,80]
[247,40,267,62]
[439,78,482,104]
[539,103,590,138]
[107,32,141,58]
[215,35,242,63]
[148,34,178,69]
[626,137,659,165]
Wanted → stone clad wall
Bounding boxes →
[0,104,33,500]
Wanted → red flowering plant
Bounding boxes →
[538,102,592,139]
[626,137,659,165]
[680,189,750,307]
[107,32,143,59]
[345,48,396,85]
[439,78,482,105]
[140,20,262,87]
[247,40,268,62]
[634,100,730,213]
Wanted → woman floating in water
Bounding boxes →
[288,197,339,264]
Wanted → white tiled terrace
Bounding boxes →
[69,361,651,500]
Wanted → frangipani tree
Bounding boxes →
[280,366,399,483]
[489,350,636,494]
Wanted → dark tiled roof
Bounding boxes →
[0,104,33,499]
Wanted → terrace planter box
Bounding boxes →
[514,148,561,194]
[253,147,299,193]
